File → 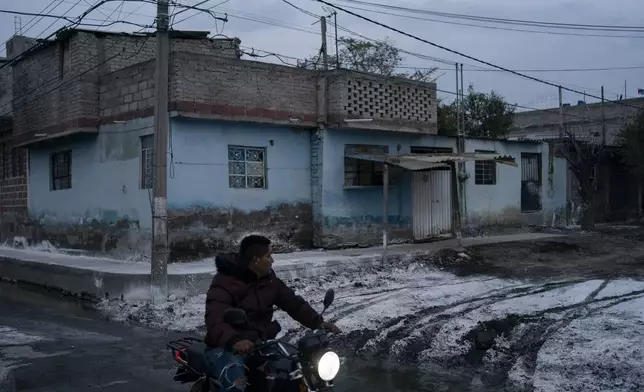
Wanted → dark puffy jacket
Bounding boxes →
[204,253,323,349]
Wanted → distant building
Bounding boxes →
[509,98,644,223]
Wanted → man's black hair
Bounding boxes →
[239,235,271,265]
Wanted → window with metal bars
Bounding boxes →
[344,144,389,187]
[474,149,497,185]
[228,145,267,189]
[141,135,153,189]
[50,151,71,191]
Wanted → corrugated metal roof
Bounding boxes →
[345,152,517,171]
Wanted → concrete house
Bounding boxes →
[509,98,644,223]
[2,28,565,260]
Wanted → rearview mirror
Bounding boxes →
[223,308,248,327]
[323,289,335,309]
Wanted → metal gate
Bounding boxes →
[412,169,452,240]
[521,153,542,212]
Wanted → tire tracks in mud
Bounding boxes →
[328,276,524,326]
[333,276,644,382]
[331,279,587,363]
[456,280,644,391]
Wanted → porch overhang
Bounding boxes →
[344,152,517,170]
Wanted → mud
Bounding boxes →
[99,225,644,392]
[459,226,644,280]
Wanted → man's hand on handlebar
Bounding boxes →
[321,322,342,334]
[233,339,255,355]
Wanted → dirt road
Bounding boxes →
[429,225,644,280]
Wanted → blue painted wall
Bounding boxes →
[462,139,567,228]
[28,117,154,252]
[167,119,311,210]
[166,118,313,256]
[29,118,153,228]
[319,129,456,246]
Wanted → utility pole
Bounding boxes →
[601,86,606,146]
[151,0,170,304]
[320,16,328,70]
[558,86,563,139]
[458,63,466,246]
[333,12,339,69]
[455,63,460,138]
[460,63,465,138]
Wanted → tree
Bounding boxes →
[617,110,644,216]
[299,37,437,82]
[437,99,458,136]
[437,84,516,139]
[559,130,605,230]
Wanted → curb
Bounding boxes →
[0,250,425,302]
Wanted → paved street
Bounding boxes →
[0,282,187,392]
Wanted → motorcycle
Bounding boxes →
[167,289,340,392]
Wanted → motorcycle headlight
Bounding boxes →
[316,351,340,381]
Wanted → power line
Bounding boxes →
[0,0,63,54]
[0,8,152,28]
[423,65,644,73]
[186,2,638,102]
[333,2,644,39]
[212,1,634,98]
[30,0,87,43]
[168,0,231,26]
[311,0,644,112]
[334,0,644,32]
[83,0,119,26]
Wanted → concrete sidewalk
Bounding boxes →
[0,233,561,301]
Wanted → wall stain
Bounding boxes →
[0,213,149,259]
[321,215,413,248]
[167,202,313,262]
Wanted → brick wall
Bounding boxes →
[0,144,28,214]
[326,70,438,134]
[168,53,438,133]
[11,30,241,145]
[510,97,644,145]
[99,59,156,122]
[170,51,319,125]
[0,60,11,117]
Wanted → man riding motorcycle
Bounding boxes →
[203,235,341,391]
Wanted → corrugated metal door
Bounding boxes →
[412,169,452,240]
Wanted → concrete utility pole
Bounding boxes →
[455,63,460,138]
[601,86,606,146]
[320,16,328,70]
[558,86,563,139]
[151,0,170,303]
[457,63,466,247]
[381,163,389,266]
[333,11,339,69]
